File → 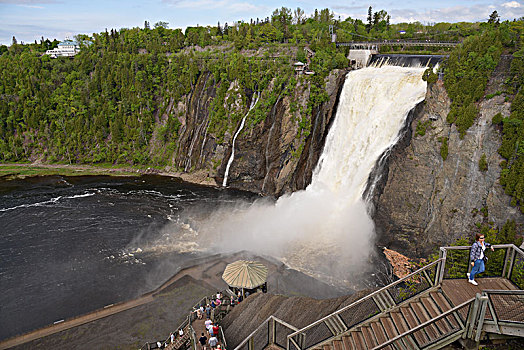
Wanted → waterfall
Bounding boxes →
[178,66,427,286]
[311,65,427,200]
[222,92,260,187]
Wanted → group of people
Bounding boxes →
[199,317,223,350]
[194,290,251,322]
[155,327,185,349]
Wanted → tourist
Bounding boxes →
[205,318,213,331]
[170,333,175,343]
[179,328,184,337]
[468,233,494,286]
[215,298,221,306]
[230,295,236,306]
[216,291,221,300]
[196,307,203,319]
[206,304,212,318]
[208,335,218,349]
[212,324,219,337]
[199,332,207,350]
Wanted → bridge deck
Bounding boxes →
[441,277,518,307]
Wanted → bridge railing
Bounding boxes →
[286,259,442,350]
[435,244,524,288]
[336,40,460,48]
[234,316,299,350]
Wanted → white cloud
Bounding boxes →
[17,4,44,8]
[387,2,524,24]
[163,0,265,13]
[502,1,522,8]
[0,0,55,3]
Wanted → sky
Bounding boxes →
[0,0,523,46]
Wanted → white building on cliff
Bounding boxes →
[45,39,80,58]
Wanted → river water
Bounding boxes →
[0,175,257,340]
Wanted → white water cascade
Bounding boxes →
[171,65,427,287]
[222,92,260,187]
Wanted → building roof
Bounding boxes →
[59,40,78,46]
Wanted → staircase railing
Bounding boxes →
[234,316,299,350]
[227,244,523,350]
[477,289,524,341]
[286,259,442,350]
[435,244,524,288]
[372,297,474,350]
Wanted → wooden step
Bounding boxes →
[390,311,409,334]
[341,335,354,350]
[386,313,418,350]
[370,321,387,344]
[361,326,378,349]
[421,296,453,333]
[429,291,452,311]
[430,290,461,328]
[333,340,344,350]
[400,306,429,346]
[350,331,366,350]
[379,316,399,339]
[410,301,441,340]
[370,321,394,350]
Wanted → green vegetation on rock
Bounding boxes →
[497,20,524,212]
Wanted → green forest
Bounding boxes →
[1,7,524,209]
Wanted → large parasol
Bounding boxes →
[222,260,268,290]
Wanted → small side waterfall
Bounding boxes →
[222,92,260,187]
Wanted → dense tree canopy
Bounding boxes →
[1,8,523,207]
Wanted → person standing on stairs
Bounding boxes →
[468,233,494,286]
[199,333,207,350]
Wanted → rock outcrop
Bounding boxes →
[165,69,346,196]
[372,56,523,258]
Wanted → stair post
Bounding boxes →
[465,293,481,339]
[475,295,489,342]
[270,317,276,345]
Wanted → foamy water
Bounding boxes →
[145,65,428,287]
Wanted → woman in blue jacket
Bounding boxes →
[468,233,494,285]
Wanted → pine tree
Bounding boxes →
[366,7,373,33]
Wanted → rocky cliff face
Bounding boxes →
[165,69,346,196]
[164,58,521,258]
[372,56,524,258]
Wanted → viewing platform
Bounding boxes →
[232,244,524,350]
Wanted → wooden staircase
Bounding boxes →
[165,324,191,350]
[312,290,463,350]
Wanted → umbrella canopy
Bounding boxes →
[222,260,268,289]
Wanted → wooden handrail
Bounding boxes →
[371,298,475,350]
[287,259,443,341]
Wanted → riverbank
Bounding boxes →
[0,163,219,187]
